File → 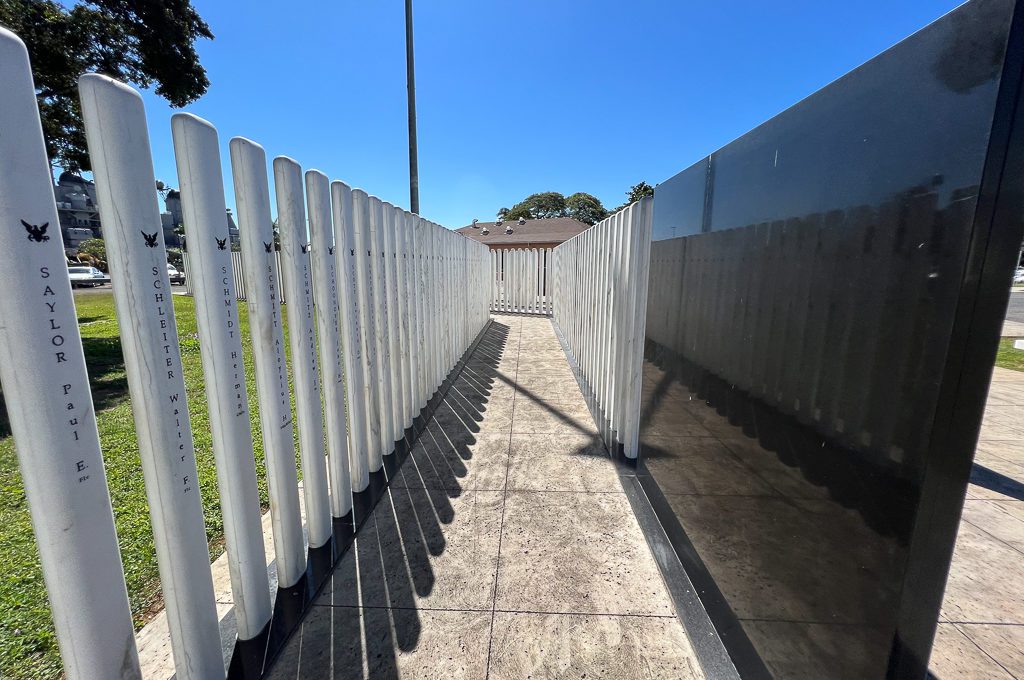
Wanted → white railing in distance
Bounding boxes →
[488,247,552,315]
[184,250,287,303]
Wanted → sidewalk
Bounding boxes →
[928,365,1024,679]
[264,314,706,679]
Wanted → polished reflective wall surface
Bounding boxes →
[639,0,1024,676]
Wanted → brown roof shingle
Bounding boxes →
[454,217,589,245]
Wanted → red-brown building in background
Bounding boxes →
[455,217,589,251]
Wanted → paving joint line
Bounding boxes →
[949,621,1019,678]
[484,316,523,678]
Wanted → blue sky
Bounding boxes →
[136,0,965,228]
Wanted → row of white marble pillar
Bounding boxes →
[0,29,489,680]
[489,247,552,315]
[551,197,654,458]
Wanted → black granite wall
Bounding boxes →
[638,0,1024,676]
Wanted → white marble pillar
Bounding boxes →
[306,170,353,517]
[273,157,332,549]
[624,197,654,458]
[229,137,306,587]
[0,31,141,679]
[412,217,429,410]
[351,189,383,472]
[395,208,415,429]
[331,181,370,492]
[78,73,222,679]
[385,205,408,435]
[170,113,272,640]
[369,197,396,455]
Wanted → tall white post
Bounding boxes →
[413,217,428,410]
[624,197,654,458]
[273,157,332,549]
[79,74,223,679]
[529,249,537,314]
[489,250,496,312]
[613,209,629,436]
[597,220,611,418]
[388,206,410,433]
[369,197,396,455]
[429,224,441,389]
[331,181,370,492]
[518,248,525,313]
[0,32,141,679]
[381,202,402,444]
[393,207,414,430]
[609,212,625,431]
[351,189,383,472]
[399,209,418,427]
[449,231,457,362]
[229,137,306,587]
[306,170,353,517]
[171,113,272,640]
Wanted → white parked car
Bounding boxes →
[167,263,185,285]
[1014,267,1024,284]
[68,266,110,288]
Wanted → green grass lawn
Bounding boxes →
[0,292,293,679]
[996,337,1024,372]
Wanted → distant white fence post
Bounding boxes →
[0,30,141,679]
[171,112,272,641]
[274,157,333,549]
[551,199,653,459]
[332,181,370,492]
[230,137,306,588]
[79,73,223,678]
[307,170,353,518]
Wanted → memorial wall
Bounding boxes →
[638,0,1024,675]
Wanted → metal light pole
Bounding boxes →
[405,0,419,214]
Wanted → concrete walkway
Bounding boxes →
[929,365,1024,679]
[266,314,705,679]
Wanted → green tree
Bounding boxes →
[610,181,656,214]
[0,0,213,172]
[166,246,184,268]
[497,191,568,221]
[565,192,608,225]
[77,236,105,260]
[627,181,654,204]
